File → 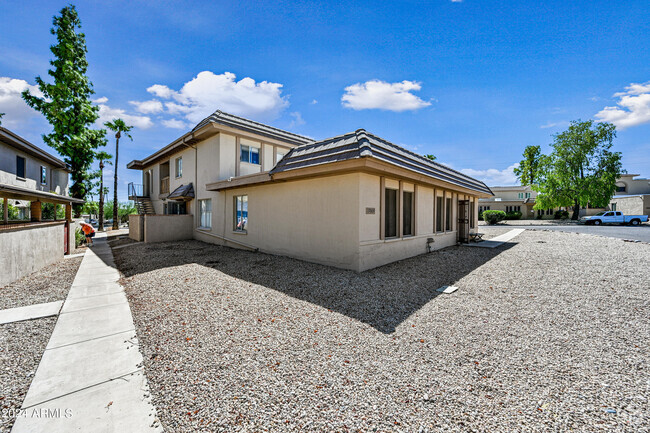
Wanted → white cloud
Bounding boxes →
[341,80,431,112]
[461,163,520,186]
[95,97,154,130]
[0,77,44,127]
[310,99,318,105]
[288,111,305,128]
[146,71,289,124]
[595,81,650,129]
[147,84,174,99]
[93,96,109,104]
[129,99,163,114]
[162,118,189,129]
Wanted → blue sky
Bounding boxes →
[1,0,649,201]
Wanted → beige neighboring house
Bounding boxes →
[481,173,650,219]
[0,126,83,286]
[127,110,493,271]
[610,174,650,216]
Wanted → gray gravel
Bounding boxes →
[0,257,82,310]
[0,318,57,433]
[115,232,649,432]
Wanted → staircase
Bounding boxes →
[134,197,155,215]
[128,183,156,215]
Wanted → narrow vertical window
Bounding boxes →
[175,157,182,178]
[234,195,248,232]
[402,191,413,236]
[445,197,452,231]
[469,201,475,229]
[435,196,443,232]
[40,166,47,184]
[16,156,26,178]
[199,199,212,229]
[384,189,398,238]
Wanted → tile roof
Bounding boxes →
[270,129,493,195]
[193,110,313,146]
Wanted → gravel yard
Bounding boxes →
[0,257,82,310]
[115,232,649,432]
[0,318,57,433]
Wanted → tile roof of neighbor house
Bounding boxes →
[270,129,493,196]
[193,110,314,146]
[0,127,68,170]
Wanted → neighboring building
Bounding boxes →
[610,174,650,216]
[482,173,650,219]
[127,110,492,271]
[1,126,83,286]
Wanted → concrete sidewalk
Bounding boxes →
[12,234,161,432]
[464,228,526,248]
[0,301,63,325]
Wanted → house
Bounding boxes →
[127,110,492,272]
[610,174,650,216]
[0,127,83,286]
[478,185,540,219]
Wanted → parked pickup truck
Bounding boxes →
[581,211,649,226]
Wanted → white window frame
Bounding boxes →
[234,195,248,232]
[175,157,182,178]
[240,145,260,165]
[199,199,212,229]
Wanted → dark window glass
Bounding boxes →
[436,196,443,232]
[16,156,26,178]
[164,202,186,215]
[41,166,47,184]
[470,201,475,228]
[403,191,413,236]
[385,189,397,238]
[445,197,452,231]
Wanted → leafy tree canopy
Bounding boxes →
[534,120,622,220]
[22,5,106,215]
[513,145,542,186]
[424,154,437,161]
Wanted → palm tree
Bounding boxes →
[95,151,113,231]
[104,119,133,230]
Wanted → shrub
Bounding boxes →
[554,210,569,220]
[505,211,522,220]
[536,213,543,220]
[75,228,85,248]
[478,211,484,221]
[482,210,506,225]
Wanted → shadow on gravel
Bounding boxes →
[114,240,514,334]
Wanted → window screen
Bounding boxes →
[403,191,413,236]
[384,189,397,238]
[445,197,452,231]
[235,195,248,231]
[16,156,26,178]
[436,196,443,232]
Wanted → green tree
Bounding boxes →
[513,145,542,186]
[104,119,133,230]
[424,154,437,161]
[95,151,112,231]
[22,5,106,217]
[82,201,99,219]
[534,120,622,220]
[0,112,4,126]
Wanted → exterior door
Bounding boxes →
[458,200,469,243]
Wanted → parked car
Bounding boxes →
[581,211,648,226]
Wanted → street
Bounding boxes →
[516,223,650,243]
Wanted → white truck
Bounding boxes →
[581,211,649,226]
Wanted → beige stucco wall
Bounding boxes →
[610,195,650,216]
[142,214,193,243]
[195,172,480,272]
[129,214,143,241]
[0,222,66,287]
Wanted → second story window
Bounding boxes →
[40,166,47,184]
[16,156,26,179]
[175,157,182,178]
[240,145,260,165]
